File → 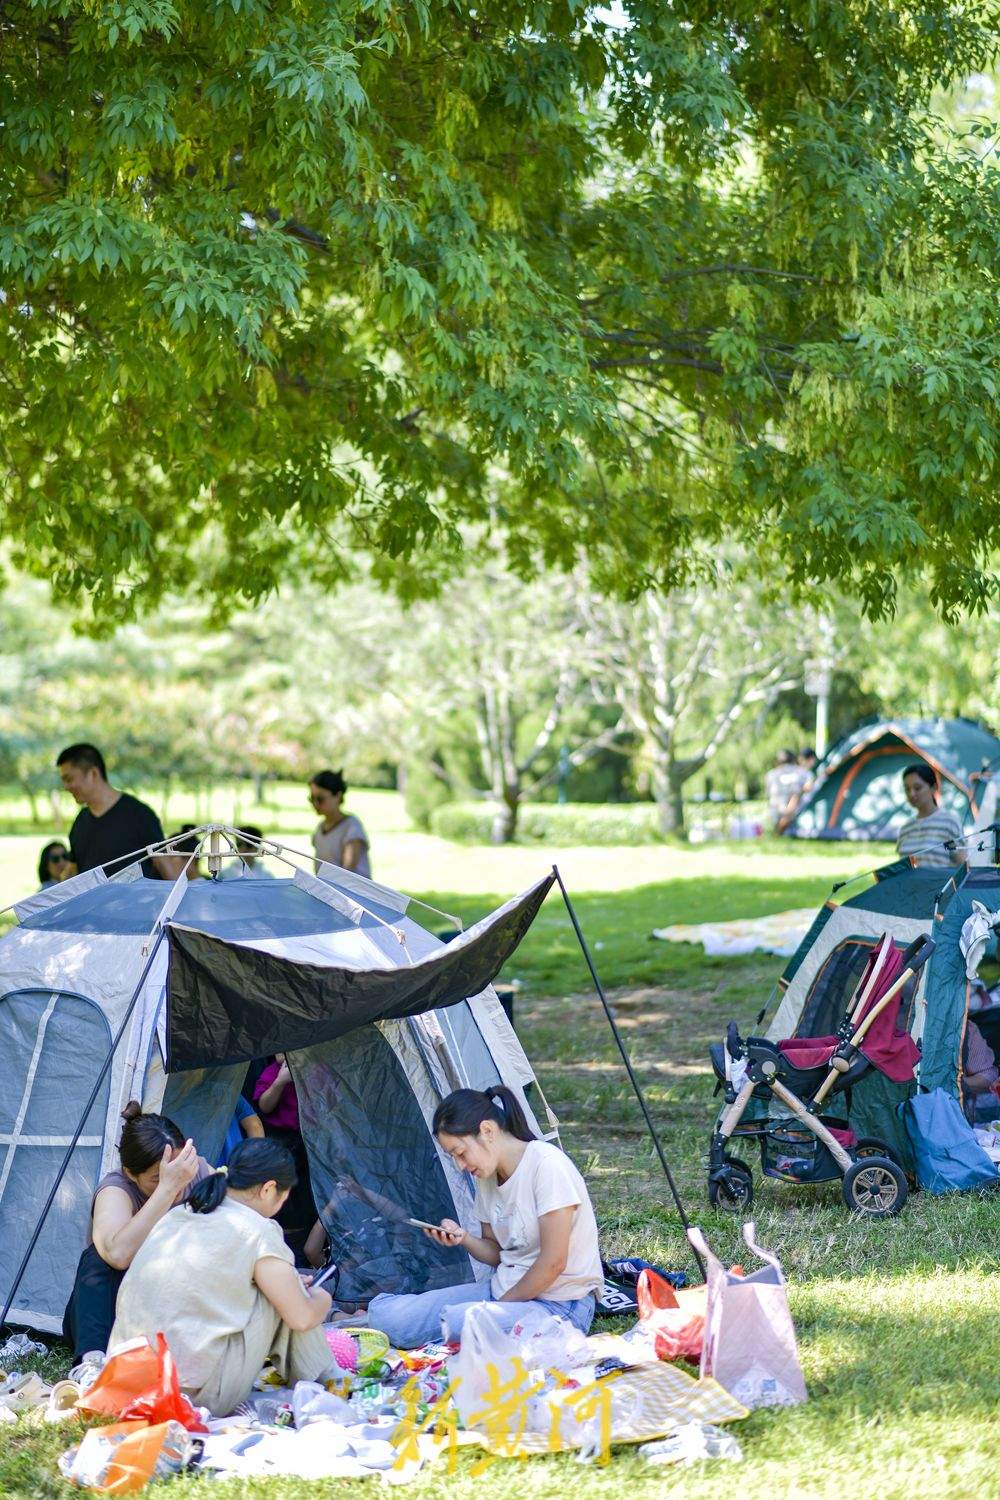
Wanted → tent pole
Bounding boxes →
[551,865,706,1282]
[0,929,168,1332]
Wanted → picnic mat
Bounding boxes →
[652,908,815,958]
[471,1358,747,1456]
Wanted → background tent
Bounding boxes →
[783,716,1000,842]
[0,839,556,1334]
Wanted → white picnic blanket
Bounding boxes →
[652,909,815,958]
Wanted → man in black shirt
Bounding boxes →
[57,743,184,879]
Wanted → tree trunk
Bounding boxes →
[651,757,685,835]
[23,785,39,825]
[490,785,520,844]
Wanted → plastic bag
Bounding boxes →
[449,1302,581,1428]
[641,1420,743,1466]
[59,1420,193,1493]
[75,1339,162,1420]
[504,1305,591,1372]
[117,1334,206,1432]
[635,1269,706,1362]
[292,1380,356,1429]
[689,1224,806,1410]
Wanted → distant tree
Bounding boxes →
[398,569,626,842]
[582,571,804,833]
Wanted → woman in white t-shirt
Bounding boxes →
[367,1087,602,1348]
[109,1139,335,1416]
[308,768,371,878]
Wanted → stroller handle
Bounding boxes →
[899,934,936,975]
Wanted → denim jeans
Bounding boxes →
[367,1281,596,1348]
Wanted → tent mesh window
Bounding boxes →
[293,1028,473,1304]
[796,940,918,1040]
[0,990,111,1327]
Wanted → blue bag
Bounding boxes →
[904,1089,1000,1194]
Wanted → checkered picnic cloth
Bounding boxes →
[474,1359,747,1456]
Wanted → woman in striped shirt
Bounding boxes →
[896,763,966,869]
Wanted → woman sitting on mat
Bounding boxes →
[367,1087,602,1348]
[63,1103,212,1360]
[108,1139,335,1417]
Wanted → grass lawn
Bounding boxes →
[4,811,996,1497]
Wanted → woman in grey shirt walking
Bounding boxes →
[308,768,371,877]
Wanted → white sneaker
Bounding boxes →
[67,1352,104,1392]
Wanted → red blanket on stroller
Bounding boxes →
[777,941,920,1084]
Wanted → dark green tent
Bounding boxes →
[784,716,1000,842]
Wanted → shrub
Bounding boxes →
[430,800,664,845]
[402,762,455,831]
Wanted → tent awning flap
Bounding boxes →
[164,874,554,1072]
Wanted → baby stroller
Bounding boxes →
[707,932,935,1218]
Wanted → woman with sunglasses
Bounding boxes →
[308,769,371,877]
[37,840,70,889]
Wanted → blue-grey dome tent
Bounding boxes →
[763,858,1000,1171]
[0,829,559,1334]
[783,716,1000,842]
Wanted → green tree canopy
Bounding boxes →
[3,2,1000,617]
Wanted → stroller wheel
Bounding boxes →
[855,1137,903,1169]
[842,1156,907,1218]
[708,1157,754,1214]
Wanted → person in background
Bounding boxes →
[57,743,183,879]
[253,1055,314,1261]
[108,1139,336,1417]
[896,763,966,869]
[62,1103,212,1360]
[37,840,70,889]
[765,749,808,832]
[368,1087,602,1349]
[963,1019,1000,1123]
[797,747,819,786]
[309,769,371,877]
[216,1095,265,1167]
[219,825,275,879]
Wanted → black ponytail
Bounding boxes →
[432,1086,536,1144]
[188,1138,297,1215]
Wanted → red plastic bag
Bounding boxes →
[76,1340,163,1419]
[118,1334,207,1433]
[637,1268,708,1363]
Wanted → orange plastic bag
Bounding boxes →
[100,1421,192,1494]
[637,1268,708,1362]
[61,1420,193,1494]
[76,1340,162,1419]
[119,1333,206,1432]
